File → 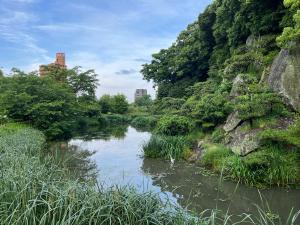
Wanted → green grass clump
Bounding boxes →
[0,123,199,224]
[201,144,232,170]
[143,135,189,159]
[130,115,158,130]
[201,143,300,187]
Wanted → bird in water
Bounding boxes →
[169,154,175,166]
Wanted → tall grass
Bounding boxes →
[0,123,299,224]
[201,143,300,187]
[142,135,190,160]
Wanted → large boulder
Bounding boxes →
[228,123,261,156]
[223,111,242,132]
[267,44,300,111]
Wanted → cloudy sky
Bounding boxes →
[0,0,212,101]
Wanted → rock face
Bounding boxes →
[228,124,261,156]
[223,111,242,132]
[230,74,245,97]
[268,45,300,111]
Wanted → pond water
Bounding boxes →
[58,126,300,220]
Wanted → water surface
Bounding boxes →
[64,126,299,219]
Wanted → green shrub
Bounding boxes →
[131,116,157,130]
[103,114,131,125]
[143,135,189,159]
[156,115,194,136]
[152,97,185,115]
[260,118,300,148]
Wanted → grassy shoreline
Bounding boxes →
[1,123,299,224]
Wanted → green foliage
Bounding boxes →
[112,94,129,114]
[156,115,194,136]
[224,146,299,187]
[277,0,300,47]
[143,135,189,159]
[235,84,287,127]
[260,118,300,148]
[152,97,185,115]
[99,94,113,114]
[201,143,300,187]
[0,124,203,225]
[103,114,131,125]
[67,67,99,99]
[211,128,226,144]
[192,92,232,128]
[0,124,298,224]
[0,67,101,139]
[130,116,157,130]
[135,94,153,107]
[99,94,129,114]
[201,144,232,171]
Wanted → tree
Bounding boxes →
[99,95,113,114]
[277,0,300,47]
[0,74,77,139]
[67,67,99,99]
[0,69,3,77]
[235,84,286,127]
[135,94,153,107]
[112,94,129,114]
[192,92,232,128]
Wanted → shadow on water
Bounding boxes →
[50,125,300,221]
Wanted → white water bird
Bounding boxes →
[169,154,175,165]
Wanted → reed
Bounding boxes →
[0,123,299,225]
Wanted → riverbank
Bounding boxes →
[0,123,194,224]
[1,123,299,224]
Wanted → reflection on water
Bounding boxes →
[54,126,300,220]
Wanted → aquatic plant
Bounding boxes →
[0,123,299,225]
[201,143,300,187]
[143,135,190,160]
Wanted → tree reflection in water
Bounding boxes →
[46,142,97,181]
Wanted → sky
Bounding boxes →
[0,0,212,102]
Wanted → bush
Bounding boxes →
[152,97,185,115]
[260,118,300,148]
[130,116,157,130]
[103,114,131,125]
[143,135,189,159]
[156,115,194,136]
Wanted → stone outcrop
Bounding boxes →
[223,111,242,133]
[230,74,245,97]
[227,124,261,156]
[267,44,300,111]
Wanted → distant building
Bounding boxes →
[135,89,147,101]
[39,53,67,77]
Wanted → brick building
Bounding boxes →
[135,89,147,101]
[39,53,67,77]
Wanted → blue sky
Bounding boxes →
[0,0,212,101]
